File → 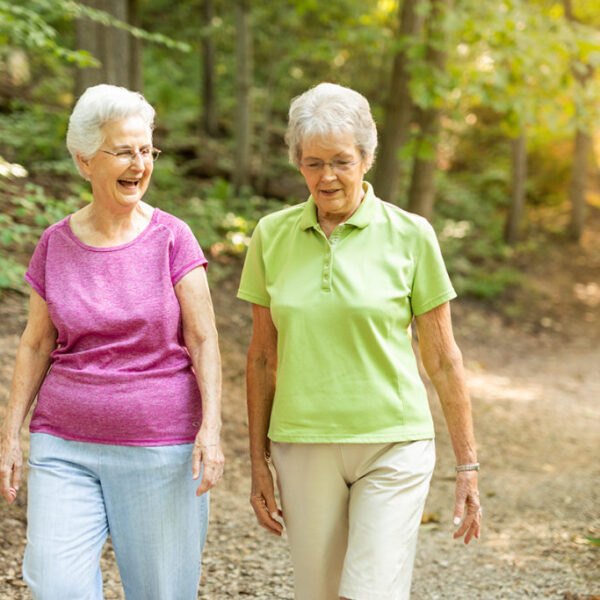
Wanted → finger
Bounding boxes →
[251,496,283,536]
[463,513,481,545]
[453,506,481,542]
[195,455,224,496]
[453,497,466,527]
[12,461,21,492]
[192,445,202,480]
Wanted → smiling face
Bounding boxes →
[78,115,153,211]
[299,131,369,226]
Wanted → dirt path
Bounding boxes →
[0,271,598,599]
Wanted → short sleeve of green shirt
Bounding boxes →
[238,222,269,307]
[410,218,457,315]
[238,183,456,444]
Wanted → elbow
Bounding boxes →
[425,344,464,382]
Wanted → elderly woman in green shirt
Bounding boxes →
[237,82,481,600]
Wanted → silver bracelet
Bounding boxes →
[456,462,480,473]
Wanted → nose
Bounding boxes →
[130,150,145,166]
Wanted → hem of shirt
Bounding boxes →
[29,426,197,447]
[171,258,208,285]
[237,290,270,307]
[24,273,46,301]
[268,429,435,444]
[412,289,457,316]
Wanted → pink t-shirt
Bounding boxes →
[25,208,207,446]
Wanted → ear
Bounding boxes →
[76,154,92,177]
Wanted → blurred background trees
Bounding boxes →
[1,0,599,302]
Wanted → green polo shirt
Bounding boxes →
[237,182,456,443]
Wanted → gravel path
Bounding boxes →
[1,278,598,599]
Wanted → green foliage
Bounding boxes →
[586,536,600,547]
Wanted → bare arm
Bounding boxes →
[0,290,57,504]
[175,267,224,496]
[415,302,481,544]
[246,304,282,535]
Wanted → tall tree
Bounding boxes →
[74,0,138,97]
[563,0,593,243]
[372,0,422,204]
[407,0,451,220]
[504,131,528,244]
[201,0,218,137]
[128,0,143,91]
[233,0,252,191]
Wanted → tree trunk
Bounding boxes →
[233,0,252,191]
[75,0,103,98]
[74,0,133,99]
[407,0,450,220]
[568,128,591,241]
[504,132,527,244]
[563,0,592,243]
[202,0,218,137]
[101,0,130,86]
[128,0,143,91]
[372,0,422,204]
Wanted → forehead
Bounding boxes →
[102,115,152,145]
[301,131,359,158]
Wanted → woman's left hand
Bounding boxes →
[192,427,224,496]
[452,471,481,544]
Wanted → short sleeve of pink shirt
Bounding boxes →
[25,208,208,446]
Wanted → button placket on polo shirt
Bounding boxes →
[320,224,346,292]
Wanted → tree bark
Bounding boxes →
[128,0,143,91]
[74,0,134,99]
[202,0,218,137]
[101,0,130,86]
[568,128,591,241]
[504,131,528,244]
[372,0,422,204]
[233,0,252,191]
[407,0,450,220]
[562,0,593,242]
[74,0,103,98]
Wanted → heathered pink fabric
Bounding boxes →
[25,208,207,446]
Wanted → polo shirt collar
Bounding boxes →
[300,181,377,231]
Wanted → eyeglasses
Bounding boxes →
[100,147,162,163]
[300,159,360,173]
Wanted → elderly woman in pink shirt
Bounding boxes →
[0,84,223,599]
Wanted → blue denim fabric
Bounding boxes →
[24,433,209,600]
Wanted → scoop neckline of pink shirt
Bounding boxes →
[65,208,159,252]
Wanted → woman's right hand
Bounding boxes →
[0,432,22,504]
[250,458,283,536]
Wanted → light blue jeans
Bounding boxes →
[23,433,209,600]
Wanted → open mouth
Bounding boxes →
[118,179,140,189]
[320,188,341,196]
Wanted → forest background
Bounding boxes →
[0,1,599,598]
[0,0,599,307]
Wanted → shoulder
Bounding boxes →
[152,208,197,242]
[37,216,71,246]
[373,198,432,236]
[257,202,305,233]
[153,208,190,231]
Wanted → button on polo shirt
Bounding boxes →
[238,182,457,443]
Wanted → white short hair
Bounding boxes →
[66,84,155,179]
[285,82,377,169]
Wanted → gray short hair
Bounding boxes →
[285,82,377,169]
[66,84,155,179]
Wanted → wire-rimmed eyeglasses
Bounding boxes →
[299,159,360,173]
[100,147,162,163]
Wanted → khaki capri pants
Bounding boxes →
[270,439,435,600]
